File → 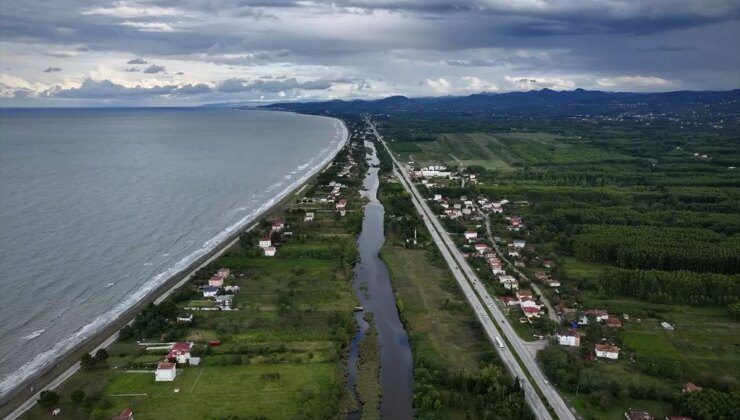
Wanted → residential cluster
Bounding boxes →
[194,267,239,310]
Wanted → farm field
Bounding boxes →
[380,113,740,420]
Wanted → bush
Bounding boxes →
[70,389,85,405]
[37,390,59,408]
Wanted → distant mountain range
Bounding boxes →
[253,88,740,116]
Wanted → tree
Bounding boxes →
[37,390,59,408]
[70,389,85,405]
[80,353,96,370]
[94,349,109,362]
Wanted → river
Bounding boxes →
[347,139,414,418]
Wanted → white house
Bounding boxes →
[464,231,478,241]
[304,212,315,222]
[259,237,272,248]
[556,330,581,347]
[155,362,177,381]
[474,243,488,254]
[202,286,218,298]
[264,246,276,257]
[595,344,619,359]
[272,219,285,232]
[336,199,348,210]
[166,342,194,364]
[520,299,539,309]
[513,239,526,248]
[217,268,230,278]
[587,309,610,322]
[464,200,474,208]
[433,194,442,201]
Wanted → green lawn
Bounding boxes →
[97,364,337,419]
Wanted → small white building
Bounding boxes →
[595,344,619,360]
[464,231,478,240]
[660,321,674,331]
[217,268,231,278]
[433,194,443,201]
[304,212,315,222]
[259,237,272,248]
[264,246,276,257]
[202,286,218,298]
[556,330,581,347]
[155,362,177,381]
[513,239,526,248]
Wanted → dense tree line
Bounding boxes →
[572,225,740,274]
[414,358,531,419]
[597,268,739,307]
[674,389,740,420]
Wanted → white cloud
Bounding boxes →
[120,21,177,32]
[81,2,183,18]
[596,75,673,89]
[426,78,452,93]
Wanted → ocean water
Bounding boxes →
[0,108,347,396]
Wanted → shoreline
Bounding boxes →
[0,116,348,419]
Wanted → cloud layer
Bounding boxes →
[1,0,738,105]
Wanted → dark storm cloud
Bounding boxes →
[43,78,213,99]
[142,64,166,74]
[43,67,62,72]
[215,77,349,93]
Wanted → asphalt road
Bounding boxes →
[367,117,576,420]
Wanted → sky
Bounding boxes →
[1,0,739,106]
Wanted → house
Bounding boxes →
[682,382,703,393]
[520,299,539,309]
[513,239,526,248]
[522,306,541,318]
[433,194,442,201]
[272,219,285,231]
[464,231,478,240]
[507,250,520,258]
[202,286,218,298]
[113,408,134,420]
[462,208,472,216]
[264,246,276,257]
[501,296,520,306]
[660,322,674,331]
[499,275,519,290]
[215,294,234,309]
[595,343,620,359]
[176,314,193,323]
[464,200,474,208]
[208,275,224,287]
[516,289,533,301]
[556,330,581,347]
[508,217,523,231]
[304,212,315,222]
[259,237,272,248]
[474,243,488,254]
[217,268,230,279]
[624,411,653,420]
[223,285,241,293]
[587,309,610,322]
[336,199,348,210]
[166,342,193,364]
[606,316,623,328]
[188,357,201,366]
[543,259,554,268]
[155,362,177,381]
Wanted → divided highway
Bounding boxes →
[366,117,576,420]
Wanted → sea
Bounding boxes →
[0,108,347,397]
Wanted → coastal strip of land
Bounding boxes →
[0,117,349,420]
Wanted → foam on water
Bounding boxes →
[0,117,347,397]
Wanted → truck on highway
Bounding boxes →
[495,336,504,349]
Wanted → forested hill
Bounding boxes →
[258,88,740,117]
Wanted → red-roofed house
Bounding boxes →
[113,408,134,420]
[682,382,703,393]
[595,343,620,360]
[587,309,610,322]
[522,306,541,318]
[155,362,177,382]
[165,342,193,364]
[271,219,285,232]
[556,330,581,347]
[474,243,488,254]
[336,199,348,210]
[264,246,276,257]
[606,316,623,328]
[208,275,224,287]
[501,296,519,306]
